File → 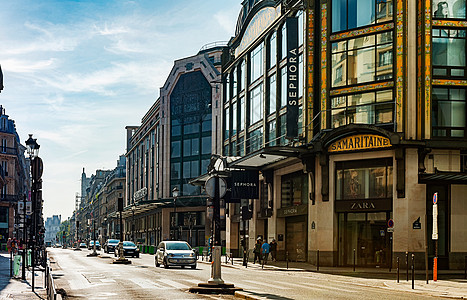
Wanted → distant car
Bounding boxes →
[79,242,86,248]
[104,239,120,253]
[155,241,197,269]
[88,240,101,250]
[114,241,139,258]
[54,243,62,248]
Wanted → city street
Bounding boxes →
[47,248,442,300]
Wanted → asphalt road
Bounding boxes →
[48,247,439,300]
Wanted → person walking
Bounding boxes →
[253,238,262,264]
[261,240,270,265]
[269,239,277,262]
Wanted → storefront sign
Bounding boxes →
[235,6,282,58]
[231,170,259,199]
[335,199,392,213]
[286,16,299,139]
[413,217,421,229]
[328,134,391,153]
[277,204,307,218]
[133,187,147,202]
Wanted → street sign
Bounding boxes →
[205,176,227,199]
[433,192,438,204]
[432,202,438,240]
[387,219,394,228]
[387,227,394,233]
[26,202,32,215]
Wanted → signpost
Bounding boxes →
[432,192,438,282]
[387,219,394,271]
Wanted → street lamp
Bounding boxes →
[172,187,179,240]
[25,134,40,292]
[131,204,136,242]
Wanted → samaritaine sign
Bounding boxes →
[328,134,391,152]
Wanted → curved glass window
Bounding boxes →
[251,43,264,83]
[269,32,277,69]
[240,60,246,91]
[250,84,263,125]
[268,74,277,115]
[233,67,238,97]
[281,67,287,107]
[232,102,237,136]
[280,23,287,60]
[240,96,245,131]
[247,127,263,154]
[432,0,466,19]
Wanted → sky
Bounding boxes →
[0,0,241,221]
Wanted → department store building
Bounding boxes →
[221,0,467,269]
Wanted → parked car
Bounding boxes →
[54,243,62,248]
[104,239,120,253]
[155,241,197,269]
[88,240,101,250]
[114,241,139,258]
[79,242,87,248]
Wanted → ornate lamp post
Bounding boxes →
[25,134,40,292]
[172,187,179,240]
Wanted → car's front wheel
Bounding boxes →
[155,257,160,267]
[136,253,139,258]
[191,264,196,269]
[163,258,169,269]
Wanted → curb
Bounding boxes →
[234,291,268,300]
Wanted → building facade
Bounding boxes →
[221,0,467,270]
[0,106,29,246]
[44,215,61,244]
[123,43,226,248]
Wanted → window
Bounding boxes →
[233,67,238,97]
[183,139,191,157]
[281,67,287,107]
[226,73,231,102]
[331,89,394,127]
[250,84,263,125]
[238,137,245,156]
[432,29,466,78]
[172,119,181,136]
[336,158,393,201]
[331,32,393,88]
[171,141,181,158]
[269,32,277,69]
[224,107,230,139]
[267,120,277,147]
[332,0,394,33]
[240,60,246,91]
[202,114,212,132]
[251,43,264,83]
[280,23,287,60]
[281,172,308,207]
[232,102,237,136]
[432,0,466,19]
[247,127,263,153]
[432,87,466,137]
[240,96,245,131]
[268,74,277,115]
[297,10,304,47]
[299,54,304,98]
[171,163,180,179]
[202,136,211,154]
[191,138,199,156]
[279,114,287,145]
[183,161,191,179]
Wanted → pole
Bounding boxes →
[425,215,429,284]
[406,251,409,281]
[208,176,223,285]
[173,198,176,240]
[353,248,356,272]
[389,232,393,272]
[317,249,320,271]
[397,257,400,283]
[22,196,26,280]
[31,158,36,292]
[242,219,247,267]
[132,208,135,242]
[411,254,415,289]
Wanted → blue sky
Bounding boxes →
[0,0,240,220]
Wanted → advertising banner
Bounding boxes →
[286,16,299,139]
[231,170,259,200]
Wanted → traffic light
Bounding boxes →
[241,205,252,221]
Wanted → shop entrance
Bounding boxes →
[285,215,307,262]
[338,212,391,267]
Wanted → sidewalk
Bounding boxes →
[0,251,47,300]
[199,255,467,299]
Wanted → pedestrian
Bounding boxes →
[261,240,270,264]
[269,239,277,262]
[253,238,262,264]
[7,238,12,254]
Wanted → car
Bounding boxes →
[79,242,87,248]
[155,241,197,269]
[88,240,101,250]
[114,241,139,258]
[54,243,62,248]
[104,239,120,253]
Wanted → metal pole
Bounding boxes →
[9,248,12,277]
[464,256,466,279]
[132,207,135,242]
[411,254,415,290]
[425,215,429,284]
[22,196,26,280]
[317,249,320,271]
[286,251,289,269]
[406,251,409,281]
[173,198,176,240]
[389,232,392,272]
[31,158,36,292]
[242,220,247,267]
[353,249,356,272]
[397,257,400,283]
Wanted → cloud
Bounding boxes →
[2,58,56,73]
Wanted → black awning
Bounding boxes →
[228,146,306,169]
[419,172,467,184]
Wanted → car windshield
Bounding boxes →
[109,239,119,244]
[123,241,135,247]
[165,242,191,250]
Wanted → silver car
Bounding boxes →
[155,241,197,269]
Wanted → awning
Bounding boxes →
[228,146,306,169]
[419,171,467,184]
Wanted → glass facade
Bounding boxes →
[432,0,466,19]
[432,88,467,137]
[432,29,466,78]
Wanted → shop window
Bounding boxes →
[331,89,394,127]
[249,84,263,125]
[331,33,393,88]
[432,0,466,19]
[432,29,466,78]
[335,158,393,201]
[332,0,394,33]
[281,172,308,207]
[432,87,466,137]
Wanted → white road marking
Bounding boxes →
[242,280,291,290]
[129,278,166,289]
[158,278,190,289]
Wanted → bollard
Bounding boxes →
[397,257,400,283]
[411,254,415,290]
[232,254,234,265]
[353,249,356,272]
[317,250,320,271]
[406,251,409,281]
[286,251,289,269]
[225,254,228,264]
[464,256,467,279]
